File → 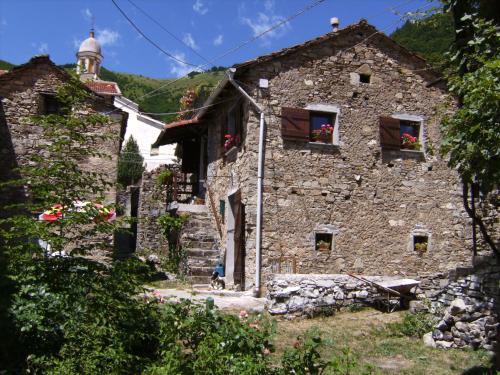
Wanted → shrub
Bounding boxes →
[385,312,435,338]
[118,136,145,186]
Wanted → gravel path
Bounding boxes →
[154,288,266,313]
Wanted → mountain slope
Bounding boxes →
[391,12,454,67]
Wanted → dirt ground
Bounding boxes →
[272,308,493,375]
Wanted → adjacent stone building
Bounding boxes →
[0,55,127,217]
[153,20,493,292]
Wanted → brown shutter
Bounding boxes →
[379,116,401,149]
[281,107,310,141]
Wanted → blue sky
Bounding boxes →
[0,0,433,78]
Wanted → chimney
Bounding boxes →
[330,17,339,32]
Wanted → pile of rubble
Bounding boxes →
[424,298,497,352]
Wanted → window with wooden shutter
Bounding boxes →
[379,116,401,149]
[281,107,310,141]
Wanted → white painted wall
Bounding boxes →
[114,96,176,171]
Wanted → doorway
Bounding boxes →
[225,190,245,289]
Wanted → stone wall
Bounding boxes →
[136,167,169,255]
[203,22,486,290]
[418,256,499,351]
[266,273,401,316]
[0,56,124,209]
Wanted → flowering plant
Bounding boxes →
[400,133,420,150]
[224,134,240,151]
[311,124,333,143]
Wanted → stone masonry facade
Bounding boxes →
[0,56,126,255]
[202,21,489,291]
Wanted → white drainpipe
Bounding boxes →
[226,69,265,297]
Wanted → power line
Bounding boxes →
[125,0,212,66]
[111,0,200,68]
[136,0,327,102]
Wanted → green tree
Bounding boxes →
[118,135,145,186]
[440,1,499,255]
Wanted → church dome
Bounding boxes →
[78,31,101,55]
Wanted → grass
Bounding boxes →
[145,278,192,290]
[272,308,492,374]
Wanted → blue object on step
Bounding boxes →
[214,263,225,277]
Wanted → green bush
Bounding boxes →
[385,312,435,338]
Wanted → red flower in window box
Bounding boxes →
[224,134,240,151]
[311,123,333,143]
[400,133,421,150]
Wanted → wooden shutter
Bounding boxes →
[281,107,310,141]
[379,116,401,149]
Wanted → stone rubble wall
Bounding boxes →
[203,23,486,290]
[266,273,401,316]
[419,256,499,351]
[136,167,169,255]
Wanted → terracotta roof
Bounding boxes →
[85,80,121,96]
[153,117,203,146]
[164,117,200,129]
[0,69,8,76]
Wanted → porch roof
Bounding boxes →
[153,117,204,146]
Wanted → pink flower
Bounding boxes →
[239,310,249,319]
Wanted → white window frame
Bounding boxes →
[306,103,341,146]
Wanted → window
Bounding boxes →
[359,73,371,84]
[223,100,244,152]
[40,94,64,115]
[413,235,428,254]
[379,115,423,151]
[281,104,339,145]
[310,112,335,144]
[315,232,333,252]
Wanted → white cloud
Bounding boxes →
[213,34,223,46]
[96,28,120,46]
[38,43,49,54]
[169,52,201,78]
[241,12,290,44]
[182,33,198,50]
[264,0,274,12]
[82,8,93,21]
[193,0,208,15]
[72,37,83,49]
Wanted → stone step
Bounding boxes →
[189,276,212,284]
[182,232,218,242]
[188,257,218,267]
[184,240,217,250]
[186,248,220,257]
[188,266,214,276]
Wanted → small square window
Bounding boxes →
[413,235,428,253]
[310,112,335,144]
[400,120,421,150]
[40,94,64,115]
[359,73,371,84]
[315,232,333,251]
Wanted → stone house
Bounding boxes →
[153,20,476,293]
[0,55,127,219]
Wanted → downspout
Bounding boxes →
[226,69,265,297]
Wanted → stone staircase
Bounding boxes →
[178,204,221,285]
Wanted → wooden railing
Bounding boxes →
[270,256,297,274]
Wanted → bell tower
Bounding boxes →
[76,29,102,81]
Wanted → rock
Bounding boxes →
[436,340,453,349]
[450,299,467,316]
[423,332,436,348]
[409,300,428,313]
[455,321,469,332]
[432,329,443,340]
[436,320,448,331]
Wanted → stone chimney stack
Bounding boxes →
[330,17,339,32]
